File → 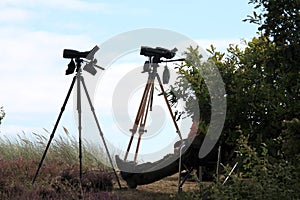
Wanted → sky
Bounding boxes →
[0,0,258,162]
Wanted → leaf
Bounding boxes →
[253,11,257,18]
[22,139,30,144]
[62,126,69,135]
[254,4,261,9]
[43,128,49,134]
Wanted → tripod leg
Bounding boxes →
[156,74,183,142]
[77,72,83,181]
[133,80,154,162]
[124,79,152,161]
[80,76,122,189]
[149,81,154,111]
[32,75,77,184]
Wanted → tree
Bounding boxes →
[170,0,300,160]
[240,0,300,156]
[176,1,300,198]
[245,0,300,46]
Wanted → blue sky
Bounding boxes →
[0,0,258,161]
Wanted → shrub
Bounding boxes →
[183,134,300,199]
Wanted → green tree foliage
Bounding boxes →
[231,0,299,157]
[281,118,300,162]
[171,0,299,160]
[245,0,300,46]
[174,0,299,198]
[171,0,300,199]
[170,47,213,126]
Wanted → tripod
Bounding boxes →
[124,58,183,162]
[32,58,121,189]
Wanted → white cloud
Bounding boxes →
[0,124,37,138]
[0,0,107,11]
[43,0,150,15]
[39,0,109,12]
[0,27,94,114]
[0,8,32,22]
[0,0,149,15]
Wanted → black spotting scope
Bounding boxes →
[140,46,177,59]
[64,45,100,75]
[63,45,99,59]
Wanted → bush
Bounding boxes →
[183,134,300,199]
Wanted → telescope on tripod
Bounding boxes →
[32,45,121,188]
[124,46,185,162]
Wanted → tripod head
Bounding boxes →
[141,46,174,73]
[64,45,104,75]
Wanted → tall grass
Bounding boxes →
[0,127,117,199]
[0,127,108,168]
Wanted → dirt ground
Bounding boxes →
[111,172,202,200]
